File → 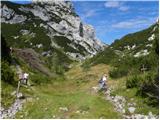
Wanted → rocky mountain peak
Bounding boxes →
[1,0,106,61]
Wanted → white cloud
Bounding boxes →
[104,1,120,8]
[104,1,129,11]
[119,6,129,11]
[85,10,96,18]
[81,9,101,20]
[112,18,156,29]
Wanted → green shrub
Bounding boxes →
[126,75,142,88]
[82,47,118,67]
[109,68,128,78]
[138,72,158,106]
[30,73,51,85]
[1,81,16,108]
[126,72,159,106]
[1,60,16,85]
[82,63,90,72]
[55,65,65,75]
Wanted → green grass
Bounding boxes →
[1,81,16,109]
[17,91,120,119]
[3,64,158,119]
[15,68,121,119]
[109,77,159,115]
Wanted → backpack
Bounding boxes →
[98,79,103,83]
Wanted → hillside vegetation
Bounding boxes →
[1,1,159,119]
[83,22,159,107]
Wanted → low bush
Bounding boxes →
[138,72,158,106]
[126,75,142,88]
[1,60,16,85]
[30,73,51,85]
[126,72,159,106]
[55,65,65,75]
[109,68,128,78]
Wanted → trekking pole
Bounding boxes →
[16,81,21,98]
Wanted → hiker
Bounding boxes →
[16,72,23,96]
[18,72,23,82]
[98,74,108,90]
[23,72,29,85]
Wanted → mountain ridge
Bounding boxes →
[1,1,106,60]
[1,0,106,75]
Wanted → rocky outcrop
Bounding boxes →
[1,0,106,60]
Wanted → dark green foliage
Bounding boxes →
[79,22,83,37]
[1,35,12,63]
[138,72,159,106]
[152,32,159,55]
[53,36,87,56]
[110,23,157,51]
[1,35,16,85]
[126,75,142,88]
[137,33,159,106]
[1,81,16,108]
[1,60,16,85]
[109,68,128,79]
[55,65,65,75]
[2,22,51,51]
[125,36,158,104]
[82,63,90,72]
[30,73,51,85]
[53,36,77,52]
[82,47,118,67]
[47,47,73,71]
[2,22,73,76]
[126,72,159,106]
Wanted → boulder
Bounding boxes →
[128,107,136,114]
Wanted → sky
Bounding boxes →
[73,1,159,44]
[8,0,159,44]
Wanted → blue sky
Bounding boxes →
[8,0,159,44]
[73,1,159,44]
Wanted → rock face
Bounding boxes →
[1,0,105,60]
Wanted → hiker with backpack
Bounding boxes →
[17,72,29,85]
[98,74,108,90]
[23,72,29,85]
[16,72,30,97]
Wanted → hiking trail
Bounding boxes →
[92,85,158,119]
[1,64,29,119]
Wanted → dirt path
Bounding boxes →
[0,99,25,119]
[92,86,158,119]
[1,64,26,119]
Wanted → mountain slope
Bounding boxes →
[110,22,159,58]
[82,21,159,108]
[1,1,105,75]
[84,21,159,66]
[1,1,105,59]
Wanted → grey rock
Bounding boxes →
[59,107,68,112]
[1,1,106,61]
[17,93,23,98]
[128,107,136,114]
